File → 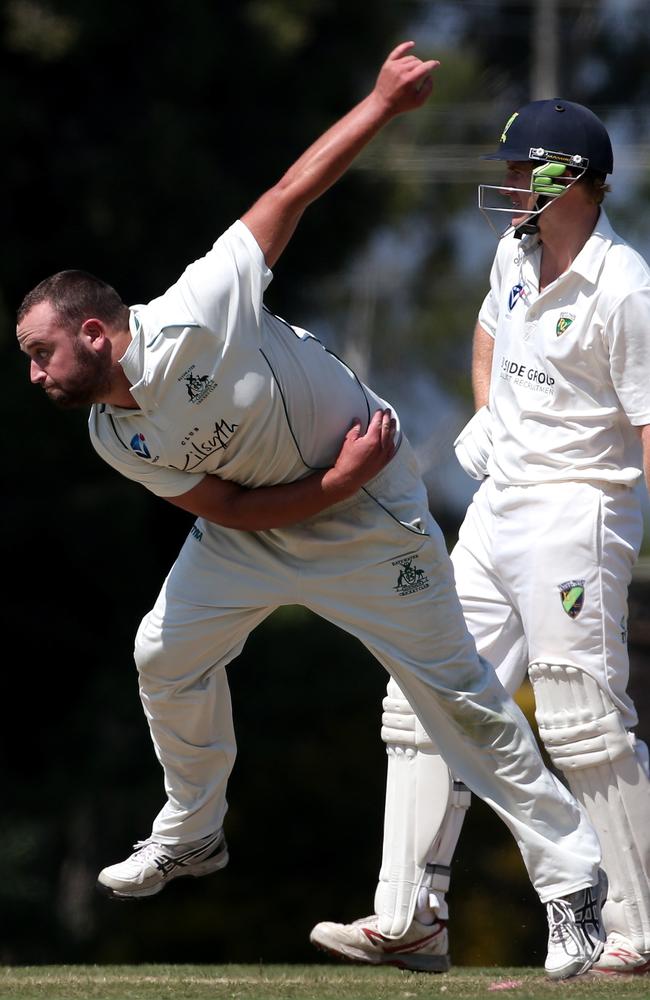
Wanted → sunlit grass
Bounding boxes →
[0,964,648,1000]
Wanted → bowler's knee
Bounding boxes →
[134,611,169,686]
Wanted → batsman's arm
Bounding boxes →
[166,408,396,530]
[472,321,494,410]
[241,42,438,268]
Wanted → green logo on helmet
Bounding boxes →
[500,112,518,144]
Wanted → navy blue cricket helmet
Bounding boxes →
[483,99,613,176]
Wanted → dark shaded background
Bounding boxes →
[2,0,649,968]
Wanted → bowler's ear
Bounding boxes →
[80,318,106,344]
[79,319,107,350]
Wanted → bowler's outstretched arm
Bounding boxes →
[242,42,438,268]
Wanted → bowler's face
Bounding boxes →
[17,301,111,409]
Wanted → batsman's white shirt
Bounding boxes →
[478,208,650,486]
[454,209,650,723]
[89,220,398,495]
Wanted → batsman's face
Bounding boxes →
[500,161,536,226]
[17,301,112,409]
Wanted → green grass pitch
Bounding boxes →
[0,965,649,1000]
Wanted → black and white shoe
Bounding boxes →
[545,871,607,979]
[97,830,228,899]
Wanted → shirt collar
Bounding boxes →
[101,310,150,416]
[118,310,145,386]
[565,207,615,285]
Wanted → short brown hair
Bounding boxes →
[578,169,610,205]
[17,270,129,331]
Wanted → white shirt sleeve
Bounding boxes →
[88,223,276,500]
[89,413,205,497]
[477,246,503,339]
[149,220,273,335]
[606,287,650,426]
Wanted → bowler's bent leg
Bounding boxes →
[134,520,283,843]
[311,516,600,906]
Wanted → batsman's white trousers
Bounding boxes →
[451,477,644,728]
[134,438,600,901]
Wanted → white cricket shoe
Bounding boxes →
[97,830,228,899]
[309,914,450,972]
[544,875,606,980]
[593,932,650,974]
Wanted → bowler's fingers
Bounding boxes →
[367,407,389,436]
[385,41,440,78]
[387,40,417,62]
[382,45,439,106]
[403,59,439,100]
[348,409,396,451]
[379,408,397,452]
[344,418,363,444]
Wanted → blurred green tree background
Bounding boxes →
[2,0,649,969]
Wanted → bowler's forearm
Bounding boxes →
[169,467,358,531]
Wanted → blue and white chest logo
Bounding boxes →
[508,283,525,311]
[130,433,151,460]
[178,365,217,405]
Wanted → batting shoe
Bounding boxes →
[593,932,650,975]
[544,873,606,980]
[309,914,450,972]
[97,829,228,900]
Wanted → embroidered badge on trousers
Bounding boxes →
[393,556,430,596]
[559,579,585,619]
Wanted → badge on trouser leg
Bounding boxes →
[530,662,650,967]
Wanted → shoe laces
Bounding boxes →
[131,838,167,861]
[546,898,576,946]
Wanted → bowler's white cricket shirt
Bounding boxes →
[89,221,397,497]
[478,210,650,487]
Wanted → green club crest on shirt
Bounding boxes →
[556,312,575,337]
[559,579,585,619]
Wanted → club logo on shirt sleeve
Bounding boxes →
[130,433,151,459]
[555,312,575,337]
[558,579,585,619]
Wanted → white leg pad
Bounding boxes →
[374,679,471,938]
[529,661,650,953]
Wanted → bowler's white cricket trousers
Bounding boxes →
[134,438,600,901]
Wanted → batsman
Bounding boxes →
[311,98,650,975]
